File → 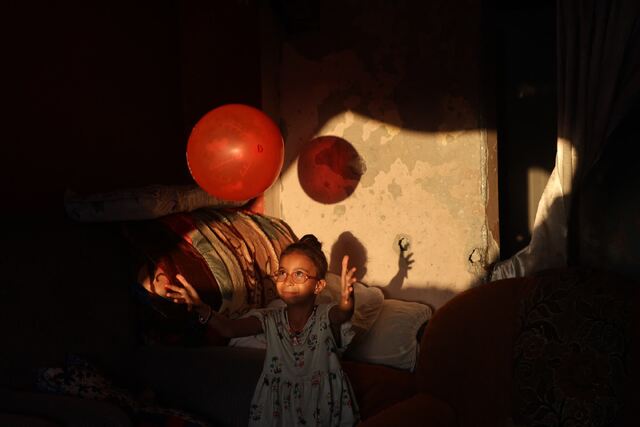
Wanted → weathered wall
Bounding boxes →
[266,0,498,308]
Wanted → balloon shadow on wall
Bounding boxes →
[298,136,366,204]
[328,232,368,281]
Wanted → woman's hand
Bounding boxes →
[339,255,356,314]
[164,274,205,312]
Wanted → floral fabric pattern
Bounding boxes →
[248,303,359,426]
[512,269,635,427]
[35,354,211,427]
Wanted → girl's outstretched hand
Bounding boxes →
[339,255,356,314]
[164,274,205,312]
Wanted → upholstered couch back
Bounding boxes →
[415,277,535,426]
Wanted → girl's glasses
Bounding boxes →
[273,269,319,284]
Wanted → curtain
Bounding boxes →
[491,0,640,280]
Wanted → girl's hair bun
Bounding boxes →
[299,234,322,251]
[281,234,328,278]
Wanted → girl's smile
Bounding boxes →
[275,252,326,304]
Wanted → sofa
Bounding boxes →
[1,212,637,426]
[0,209,424,427]
[361,268,639,427]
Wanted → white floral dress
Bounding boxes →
[247,303,359,427]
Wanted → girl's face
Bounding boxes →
[275,252,326,305]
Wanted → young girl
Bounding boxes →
[165,234,360,427]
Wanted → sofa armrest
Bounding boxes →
[342,361,415,420]
[358,393,456,427]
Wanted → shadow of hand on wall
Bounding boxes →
[328,232,367,280]
[328,230,458,309]
[376,248,456,309]
[381,248,414,298]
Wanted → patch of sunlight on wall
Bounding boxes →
[527,167,551,232]
[277,108,493,298]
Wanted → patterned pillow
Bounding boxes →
[184,209,297,313]
[126,209,298,346]
[35,354,211,427]
[511,268,636,427]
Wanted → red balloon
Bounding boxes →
[186,104,284,201]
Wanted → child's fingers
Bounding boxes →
[165,284,196,305]
[165,286,193,303]
[165,291,189,302]
[166,294,193,311]
[342,283,354,297]
[344,267,357,285]
[164,283,184,292]
[341,255,350,277]
[342,285,354,303]
[175,274,200,300]
[175,274,194,291]
[168,295,187,304]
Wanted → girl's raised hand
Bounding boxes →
[340,255,357,313]
[164,274,204,311]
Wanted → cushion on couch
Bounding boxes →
[124,216,227,347]
[126,209,297,318]
[125,209,298,347]
[344,299,432,371]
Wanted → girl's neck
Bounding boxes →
[286,302,316,332]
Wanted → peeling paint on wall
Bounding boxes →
[387,180,402,200]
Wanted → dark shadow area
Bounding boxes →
[494,0,557,260]
[298,136,365,204]
[576,98,640,282]
[2,0,262,221]
[381,245,414,298]
[270,0,490,173]
[328,232,368,281]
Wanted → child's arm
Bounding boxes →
[204,310,263,338]
[166,274,263,338]
[329,255,356,326]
